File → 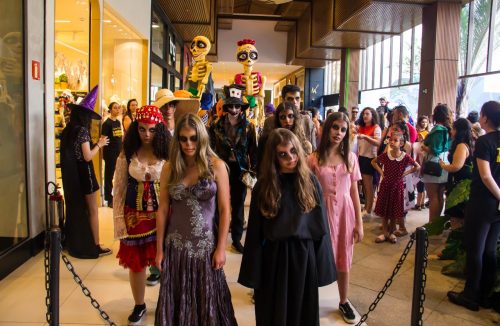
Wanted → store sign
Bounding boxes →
[32,60,40,80]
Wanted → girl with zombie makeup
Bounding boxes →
[155,113,236,325]
[209,84,257,254]
[239,128,336,326]
[112,105,169,325]
[308,113,363,324]
[371,132,420,244]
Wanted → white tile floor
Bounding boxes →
[0,207,353,326]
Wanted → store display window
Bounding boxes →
[0,0,28,255]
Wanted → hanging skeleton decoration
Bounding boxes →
[185,35,214,115]
[233,39,266,127]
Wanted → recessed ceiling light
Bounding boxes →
[55,20,71,23]
[152,23,160,29]
[118,28,123,31]
[103,20,112,23]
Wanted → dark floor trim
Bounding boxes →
[0,231,45,281]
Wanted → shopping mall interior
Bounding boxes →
[0,0,499,325]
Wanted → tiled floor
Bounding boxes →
[0,205,498,325]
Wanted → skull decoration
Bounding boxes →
[236,39,258,69]
[190,36,211,62]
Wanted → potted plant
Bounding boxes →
[59,73,68,89]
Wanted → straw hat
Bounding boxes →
[153,89,199,120]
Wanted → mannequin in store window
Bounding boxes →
[60,85,112,258]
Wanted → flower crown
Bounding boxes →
[237,39,256,46]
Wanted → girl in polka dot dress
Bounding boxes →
[371,133,420,243]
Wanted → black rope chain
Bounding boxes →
[356,232,429,326]
[44,237,116,326]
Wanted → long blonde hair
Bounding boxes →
[167,113,219,186]
[258,128,318,218]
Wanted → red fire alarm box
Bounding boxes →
[32,60,40,80]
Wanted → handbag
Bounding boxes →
[422,159,442,177]
[241,169,257,189]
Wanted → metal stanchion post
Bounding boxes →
[49,227,61,326]
[411,227,427,326]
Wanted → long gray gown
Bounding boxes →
[155,177,237,326]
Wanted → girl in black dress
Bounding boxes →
[448,101,500,311]
[239,128,336,326]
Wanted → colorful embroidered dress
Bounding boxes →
[113,154,165,272]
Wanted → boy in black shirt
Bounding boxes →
[101,102,123,207]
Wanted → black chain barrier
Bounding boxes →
[44,182,116,326]
[356,228,429,326]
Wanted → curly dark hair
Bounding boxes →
[358,107,379,127]
[449,118,472,160]
[123,121,169,162]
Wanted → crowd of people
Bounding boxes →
[59,83,500,324]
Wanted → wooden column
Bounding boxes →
[418,1,461,116]
[339,48,360,114]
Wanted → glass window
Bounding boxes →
[151,12,164,59]
[470,0,491,74]
[176,40,182,73]
[366,45,373,90]
[360,50,365,90]
[102,8,146,108]
[168,32,175,66]
[458,3,470,76]
[382,38,391,88]
[456,73,500,116]
[412,25,422,83]
[150,63,163,102]
[491,0,500,71]
[373,42,381,89]
[391,35,401,86]
[0,0,28,254]
[401,28,412,84]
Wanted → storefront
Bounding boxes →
[53,0,150,190]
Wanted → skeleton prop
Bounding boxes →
[185,35,214,114]
[233,39,267,127]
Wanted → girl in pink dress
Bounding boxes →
[371,133,420,244]
[308,112,363,324]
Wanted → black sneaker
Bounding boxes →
[97,245,112,257]
[146,273,160,286]
[339,302,356,324]
[128,304,146,325]
[232,241,244,254]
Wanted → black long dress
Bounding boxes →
[60,125,98,259]
[238,173,336,326]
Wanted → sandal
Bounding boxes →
[394,229,409,237]
[388,234,397,244]
[375,234,387,243]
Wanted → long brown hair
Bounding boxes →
[274,101,308,148]
[167,113,220,186]
[258,128,317,218]
[317,112,352,172]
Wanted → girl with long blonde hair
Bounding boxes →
[155,113,236,325]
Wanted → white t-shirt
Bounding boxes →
[357,125,381,158]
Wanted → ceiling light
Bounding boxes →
[152,23,160,29]
[103,20,112,23]
[55,20,71,23]
[118,28,123,31]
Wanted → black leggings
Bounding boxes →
[227,161,247,244]
[103,153,118,202]
[463,210,500,302]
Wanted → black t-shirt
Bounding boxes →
[101,118,123,155]
[470,131,500,202]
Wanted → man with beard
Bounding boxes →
[210,84,257,253]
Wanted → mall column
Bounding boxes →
[339,48,360,117]
[418,1,461,116]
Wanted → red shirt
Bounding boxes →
[407,122,417,143]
